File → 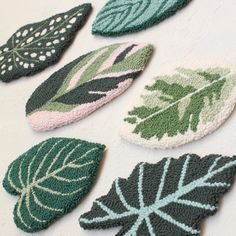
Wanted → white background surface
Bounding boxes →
[0,0,236,235]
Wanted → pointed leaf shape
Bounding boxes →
[92,0,191,36]
[80,154,236,236]
[3,138,105,232]
[120,65,236,148]
[0,4,92,82]
[26,43,154,131]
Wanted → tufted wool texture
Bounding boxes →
[0,4,92,82]
[92,0,192,36]
[2,138,105,233]
[26,43,154,132]
[120,65,236,149]
[80,154,236,236]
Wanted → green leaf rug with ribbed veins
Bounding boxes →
[3,138,105,232]
[120,64,236,149]
[80,154,236,236]
[92,0,192,36]
[0,4,92,82]
[26,43,153,132]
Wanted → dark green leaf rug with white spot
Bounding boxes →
[2,138,105,233]
[26,43,154,132]
[80,154,236,236]
[120,64,236,149]
[0,4,92,82]
[92,0,192,36]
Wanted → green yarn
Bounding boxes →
[80,154,236,236]
[0,4,92,82]
[25,43,154,132]
[92,0,191,36]
[121,66,236,149]
[3,138,105,232]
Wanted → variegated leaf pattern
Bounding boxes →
[92,0,191,36]
[0,4,92,82]
[80,154,236,236]
[121,67,236,149]
[3,138,105,232]
[26,43,153,131]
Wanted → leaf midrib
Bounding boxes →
[136,77,226,125]
[20,148,98,194]
[81,159,236,224]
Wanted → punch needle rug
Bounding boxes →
[92,0,192,36]
[0,4,92,82]
[3,138,105,232]
[80,154,236,236]
[26,43,154,131]
[120,65,236,149]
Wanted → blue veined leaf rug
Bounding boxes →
[92,0,192,36]
[3,138,105,232]
[80,154,236,236]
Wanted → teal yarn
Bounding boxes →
[3,138,105,232]
[92,0,192,36]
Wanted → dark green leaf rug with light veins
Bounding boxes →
[0,4,92,82]
[92,0,192,36]
[80,154,236,236]
[3,137,105,232]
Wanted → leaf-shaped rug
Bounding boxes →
[80,154,236,236]
[0,4,92,83]
[120,65,236,149]
[2,137,105,232]
[26,43,154,131]
[92,0,191,36]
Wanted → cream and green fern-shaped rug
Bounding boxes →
[120,63,236,149]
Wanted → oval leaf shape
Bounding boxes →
[80,154,236,235]
[26,43,154,131]
[0,4,92,82]
[120,64,236,149]
[92,0,191,36]
[3,138,105,232]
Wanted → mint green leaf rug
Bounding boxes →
[0,4,92,83]
[120,65,236,149]
[92,0,191,36]
[2,138,105,233]
[80,154,236,236]
[26,43,154,132]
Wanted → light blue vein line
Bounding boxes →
[206,160,236,179]
[154,209,200,235]
[95,200,116,216]
[138,163,145,208]
[124,215,144,236]
[178,155,191,189]
[201,182,230,188]
[145,216,156,236]
[155,158,171,202]
[208,156,222,173]
[174,199,216,211]
[115,179,137,211]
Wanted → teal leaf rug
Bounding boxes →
[3,138,105,232]
[80,154,236,236]
[92,0,191,36]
